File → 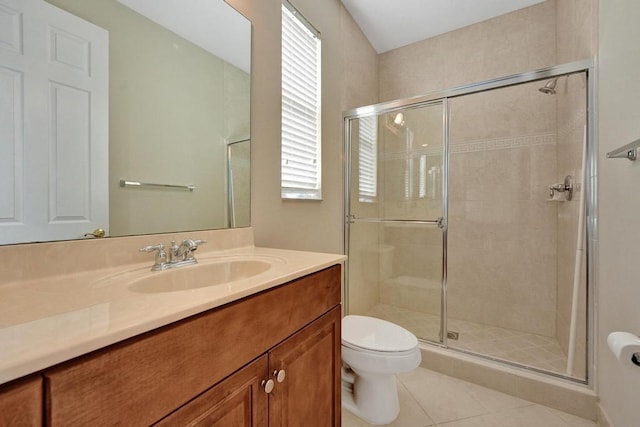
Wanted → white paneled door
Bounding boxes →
[0,0,108,244]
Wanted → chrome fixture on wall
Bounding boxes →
[538,77,559,94]
[549,175,574,201]
[606,137,640,161]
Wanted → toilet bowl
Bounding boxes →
[341,315,421,425]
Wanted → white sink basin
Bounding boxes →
[128,259,272,293]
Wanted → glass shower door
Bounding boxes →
[345,101,447,344]
[446,75,589,380]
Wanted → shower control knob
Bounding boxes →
[261,379,275,393]
[274,369,286,383]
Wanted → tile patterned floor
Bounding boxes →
[341,367,597,427]
[366,304,572,376]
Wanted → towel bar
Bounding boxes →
[119,180,195,191]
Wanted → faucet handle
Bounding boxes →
[139,244,168,270]
[139,243,165,253]
[192,239,206,248]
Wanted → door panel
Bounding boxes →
[49,83,91,222]
[268,307,341,427]
[155,356,268,427]
[0,66,22,223]
[347,220,444,343]
[346,101,447,344]
[349,103,444,222]
[0,0,108,244]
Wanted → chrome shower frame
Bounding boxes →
[342,58,597,387]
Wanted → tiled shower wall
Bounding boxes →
[376,0,596,343]
[555,74,588,376]
[447,84,559,336]
[555,0,598,376]
[378,1,558,102]
[378,1,560,337]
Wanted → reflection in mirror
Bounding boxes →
[0,0,250,245]
[227,139,250,228]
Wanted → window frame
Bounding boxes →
[280,0,322,200]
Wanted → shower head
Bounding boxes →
[539,78,558,95]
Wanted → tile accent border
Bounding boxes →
[451,133,556,154]
[382,132,557,160]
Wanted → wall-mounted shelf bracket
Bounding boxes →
[606,138,640,161]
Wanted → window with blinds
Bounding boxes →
[281,1,322,200]
[358,116,378,202]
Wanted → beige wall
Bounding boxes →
[598,1,640,425]
[379,1,557,102]
[228,0,378,254]
[338,3,381,314]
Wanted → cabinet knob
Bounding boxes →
[274,369,286,383]
[261,379,275,393]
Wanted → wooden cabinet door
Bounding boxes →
[268,307,341,427]
[155,356,268,427]
[0,375,42,426]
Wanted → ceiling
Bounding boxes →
[340,0,545,53]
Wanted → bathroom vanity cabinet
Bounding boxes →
[0,264,341,426]
[0,376,42,425]
[157,307,340,426]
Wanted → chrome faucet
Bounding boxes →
[140,239,206,271]
[170,239,206,263]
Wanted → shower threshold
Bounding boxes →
[366,304,574,378]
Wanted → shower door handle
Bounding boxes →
[346,217,444,225]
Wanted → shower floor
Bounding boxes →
[365,304,569,376]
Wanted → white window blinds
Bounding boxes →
[358,116,377,202]
[281,1,322,200]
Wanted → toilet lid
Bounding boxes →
[342,315,418,352]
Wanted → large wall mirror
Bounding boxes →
[0,0,251,245]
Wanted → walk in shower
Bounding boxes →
[343,60,595,383]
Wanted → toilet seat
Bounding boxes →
[342,315,418,353]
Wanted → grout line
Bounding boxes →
[398,380,436,425]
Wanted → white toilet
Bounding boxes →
[341,315,421,425]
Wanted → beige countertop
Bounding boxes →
[0,244,345,385]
